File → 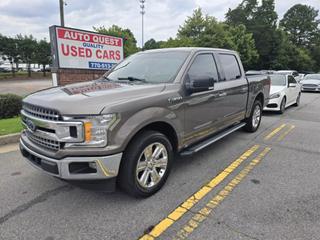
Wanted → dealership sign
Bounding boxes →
[49,26,124,70]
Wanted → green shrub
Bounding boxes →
[0,94,22,119]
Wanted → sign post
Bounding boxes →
[49,26,124,86]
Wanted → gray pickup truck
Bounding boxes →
[20,48,270,197]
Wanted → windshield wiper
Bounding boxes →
[100,76,114,82]
[117,77,146,83]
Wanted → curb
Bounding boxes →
[0,133,20,146]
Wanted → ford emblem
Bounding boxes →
[25,118,37,132]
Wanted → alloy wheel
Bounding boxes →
[252,104,261,129]
[136,142,168,189]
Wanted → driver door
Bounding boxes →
[182,53,223,146]
[287,75,299,104]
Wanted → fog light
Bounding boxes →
[88,162,97,169]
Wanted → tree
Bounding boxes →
[143,38,161,50]
[16,34,37,77]
[177,8,207,40]
[33,39,51,76]
[94,25,139,57]
[159,37,195,48]
[194,17,235,48]
[0,36,20,77]
[225,0,258,28]
[176,8,258,69]
[309,32,320,72]
[280,4,320,47]
[227,25,259,68]
[268,30,315,71]
[226,0,280,69]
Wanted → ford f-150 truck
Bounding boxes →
[20,48,270,197]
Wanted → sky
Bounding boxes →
[0,0,319,47]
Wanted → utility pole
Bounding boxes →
[139,0,145,49]
[59,0,65,27]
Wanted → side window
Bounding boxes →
[187,54,219,82]
[219,54,241,81]
[288,75,297,84]
[292,72,299,77]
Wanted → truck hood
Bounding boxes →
[270,85,286,95]
[23,80,166,115]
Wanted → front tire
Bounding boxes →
[118,130,173,198]
[279,97,286,114]
[244,100,262,132]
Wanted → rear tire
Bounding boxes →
[118,130,173,198]
[244,100,262,132]
[279,97,286,114]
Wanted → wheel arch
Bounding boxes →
[255,92,264,107]
[123,121,179,154]
[246,91,264,119]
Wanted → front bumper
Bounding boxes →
[20,139,123,180]
[263,97,281,111]
[301,87,320,92]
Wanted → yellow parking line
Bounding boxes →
[277,125,295,142]
[264,124,287,140]
[173,147,271,240]
[139,144,260,240]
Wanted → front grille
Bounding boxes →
[302,84,317,88]
[267,103,278,108]
[22,103,60,121]
[26,131,60,151]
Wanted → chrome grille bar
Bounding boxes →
[26,131,60,151]
[21,103,85,151]
[21,110,84,143]
[302,84,317,88]
[22,103,60,121]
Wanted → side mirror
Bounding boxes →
[289,83,297,88]
[185,74,214,94]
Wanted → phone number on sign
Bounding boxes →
[89,61,116,70]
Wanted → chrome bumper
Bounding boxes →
[20,139,122,180]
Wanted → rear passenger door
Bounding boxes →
[215,53,248,127]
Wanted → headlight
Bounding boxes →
[270,93,281,99]
[65,114,118,148]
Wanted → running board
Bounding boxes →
[180,122,246,156]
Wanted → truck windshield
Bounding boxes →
[105,51,190,84]
[270,75,286,86]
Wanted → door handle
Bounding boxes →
[241,87,248,91]
[218,92,227,97]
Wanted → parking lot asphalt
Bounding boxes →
[0,79,52,96]
[0,92,320,240]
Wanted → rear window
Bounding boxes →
[219,54,241,81]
